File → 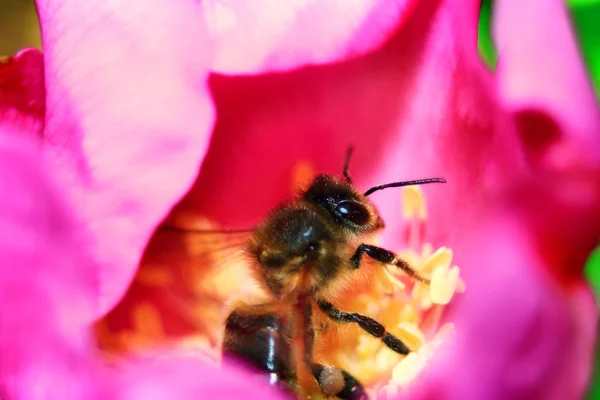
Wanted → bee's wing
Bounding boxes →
[157,225,253,265]
[100,223,263,352]
[149,224,262,301]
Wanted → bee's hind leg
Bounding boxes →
[222,304,296,395]
[310,363,367,400]
[303,302,368,400]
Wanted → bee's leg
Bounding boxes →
[303,302,368,400]
[350,244,429,283]
[316,300,411,356]
[222,305,296,395]
[310,363,368,400]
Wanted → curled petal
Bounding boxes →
[205,0,413,74]
[507,172,600,283]
[115,355,285,400]
[402,213,597,400]
[0,48,45,138]
[0,133,104,399]
[0,133,96,336]
[493,0,600,279]
[494,0,600,170]
[36,0,216,315]
[0,139,281,399]
[5,342,108,400]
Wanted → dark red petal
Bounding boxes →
[0,48,45,137]
[177,0,502,254]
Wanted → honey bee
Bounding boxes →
[170,149,445,399]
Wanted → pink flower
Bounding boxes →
[0,133,287,399]
[0,0,598,399]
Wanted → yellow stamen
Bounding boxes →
[383,266,406,291]
[420,247,453,274]
[131,302,165,338]
[396,322,426,350]
[175,334,220,363]
[402,186,427,220]
[335,185,464,397]
[291,161,315,191]
[136,265,174,287]
[430,265,460,305]
[165,212,216,231]
[391,351,427,386]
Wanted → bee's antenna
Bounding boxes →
[343,146,354,184]
[364,178,446,197]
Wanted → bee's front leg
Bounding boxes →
[350,244,429,283]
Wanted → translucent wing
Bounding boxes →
[96,219,264,358]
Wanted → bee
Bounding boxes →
[215,148,445,399]
[161,149,444,398]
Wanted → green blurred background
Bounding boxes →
[1,0,599,398]
[0,0,41,54]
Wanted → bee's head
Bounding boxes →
[302,174,384,234]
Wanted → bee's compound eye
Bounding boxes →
[306,242,320,253]
[334,200,370,226]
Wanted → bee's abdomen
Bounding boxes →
[222,308,296,394]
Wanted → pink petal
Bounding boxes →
[396,1,600,395]
[4,342,109,400]
[205,0,479,74]
[0,139,276,399]
[402,211,597,400]
[0,133,97,336]
[0,48,45,138]
[0,133,106,399]
[114,356,285,400]
[36,0,216,316]
[205,0,413,73]
[507,171,600,283]
[493,0,600,279]
[494,0,600,171]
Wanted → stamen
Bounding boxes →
[383,266,406,291]
[136,266,175,287]
[334,183,465,396]
[94,215,251,361]
[409,248,465,309]
[401,186,427,221]
[386,323,455,394]
[430,265,460,305]
[391,351,427,386]
[131,302,165,339]
[291,161,315,191]
[175,334,220,363]
[396,322,426,350]
[420,247,453,274]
